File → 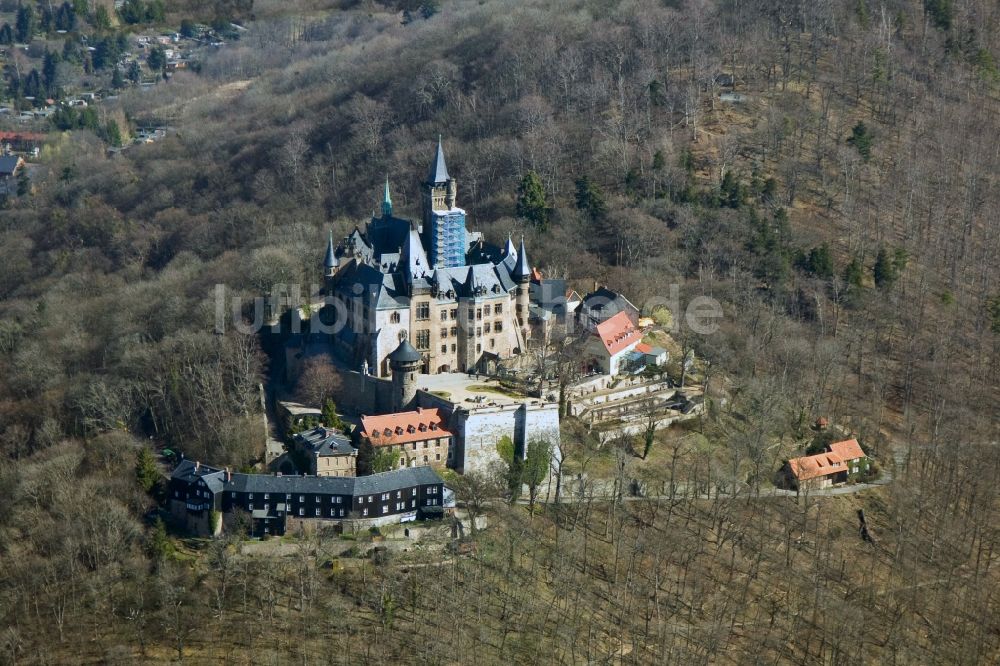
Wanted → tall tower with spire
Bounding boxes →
[513,235,532,342]
[421,137,466,269]
[381,177,393,218]
[323,230,338,280]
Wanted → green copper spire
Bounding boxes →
[382,176,392,217]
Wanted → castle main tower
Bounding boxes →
[421,138,467,269]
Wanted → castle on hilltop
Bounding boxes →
[323,139,534,378]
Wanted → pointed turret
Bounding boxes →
[504,234,516,258]
[381,177,393,217]
[400,228,428,279]
[514,235,532,342]
[465,264,482,296]
[427,136,449,185]
[323,230,338,277]
[513,235,531,282]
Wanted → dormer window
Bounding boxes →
[372,431,380,439]
[430,423,438,431]
[407,425,416,433]
[419,424,427,432]
[395,426,404,435]
[384,428,392,436]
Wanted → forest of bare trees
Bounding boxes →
[0,0,998,662]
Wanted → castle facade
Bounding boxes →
[323,140,533,378]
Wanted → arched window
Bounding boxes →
[390,311,401,324]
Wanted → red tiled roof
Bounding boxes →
[359,407,451,446]
[829,438,866,461]
[594,311,642,355]
[0,131,46,142]
[635,342,652,354]
[787,452,846,481]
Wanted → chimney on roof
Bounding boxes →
[225,467,231,482]
[593,280,599,292]
[195,460,200,471]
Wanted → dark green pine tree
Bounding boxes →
[111,65,125,89]
[15,4,35,44]
[574,175,607,221]
[516,170,549,230]
[42,51,60,96]
[873,247,897,289]
[844,256,864,288]
[127,59,141,84]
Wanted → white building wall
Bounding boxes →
[373,308,410,376]
[453,402,561,474]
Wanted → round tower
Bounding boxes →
[388,338,422,411]
[513,235,532,340]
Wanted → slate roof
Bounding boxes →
[174,462,444,497]
[427,137,449,184]
[582,287,640,319]
[323,231,337,269]
[388,339,422,363]
[360,407,451,446]
[0,155,21,176]
[294,426,356,457]
[513,236,531,281]
[171,459,226,493]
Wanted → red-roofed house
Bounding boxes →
[358,407,453,469]
[784,451,848,490]
[584,311,644,375]
[828,438,870,478]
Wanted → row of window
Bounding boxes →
[396,303,507,325]
[438,338,498,354]
[178,486,440,508]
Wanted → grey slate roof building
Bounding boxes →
[579,286,641,332]
[322,140,536,376]
[169,459,446,537]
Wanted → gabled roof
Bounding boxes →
[171,459,226,493]
[174,460,445,497]
[829,438,866,461]
[594,310,642,356]
[787,452,846,481]
[400,228,429,279]
[0,155,21,175]
[293,426,356,457]
[582,287,640,318]
[427,137,449,184]
[359,407,451,446]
